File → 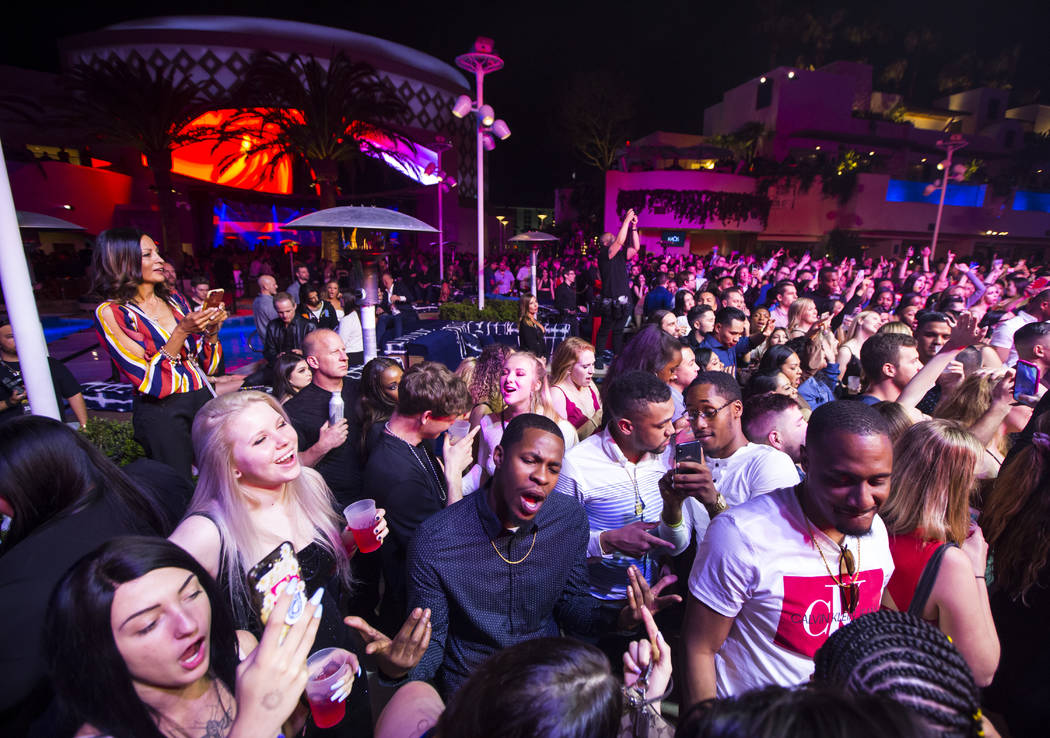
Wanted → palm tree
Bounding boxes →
[214,51,416,262]
[62,56,213,264]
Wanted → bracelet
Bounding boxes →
[158,348,182,364]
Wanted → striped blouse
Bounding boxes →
[94,291,221,398]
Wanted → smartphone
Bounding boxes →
[676,315,690,334]
[1015,360,1041,399]
[246,541,304,625]
[204,288,225,309]
[675,440,704,465]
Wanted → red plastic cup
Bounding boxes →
[343,499,381,553]
[305,648,353,728]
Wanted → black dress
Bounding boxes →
[518,319,547,359]
[984,573,1050,737]
[200,515,374,738]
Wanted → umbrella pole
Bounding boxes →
[0,143,60,420]
[531,246,537,298]
[362,259,379,363]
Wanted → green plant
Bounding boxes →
[439,298,522,322]
[82,417,144,467]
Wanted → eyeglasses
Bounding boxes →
[686,400,734,423]
[838,546,858,616]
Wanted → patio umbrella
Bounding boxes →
[507,231,559,297]
[16,211,85,230]
[283,207,438,363]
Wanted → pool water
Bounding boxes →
[42,315,261,368]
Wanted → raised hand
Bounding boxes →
[344,607,432,680]
[945,311,982,350]
[623,605,672,702]
[231,584,322,738]
[618,565,682,630]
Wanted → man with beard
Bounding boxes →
[682,401,896,705]
[296,283,340,330]
[402,413,675,696]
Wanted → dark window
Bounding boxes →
[756,78,773,109]
[1004,129,1016,148]
[987,98,1000,120]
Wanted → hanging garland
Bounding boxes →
[616,188,771,226]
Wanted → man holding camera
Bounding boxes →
[594,209,639,366]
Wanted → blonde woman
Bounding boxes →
[934,369,1031,479]
[549,337,603,441]
[836,310,881,394]
[169,391,401,728]
[786,297,820,338]
[881,420,1000,686]
[471,351,578,490]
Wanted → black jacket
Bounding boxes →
[264,316,315,363]
[297,300,340,330]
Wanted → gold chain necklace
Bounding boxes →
[490,530,538,564]
[801,513,859,587]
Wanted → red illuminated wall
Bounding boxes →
[171,110,293,194]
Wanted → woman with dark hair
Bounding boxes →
[375,608,673,738]
[465,343,511,428]
[694,346,724,373]
[813,610,989,738]
[338,291,364,365]
[271,351,313,404]
[0,417,171,735]
[45,536,322,738]
[517,294,547,358]
[92,227,226,480]
[603,325,683,398]
[358,357,403,459]
[981,414,1050,736]
[674,288,695,319]
[537,266,556,304]
[756,345,803,389]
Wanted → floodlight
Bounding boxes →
[479,104,495,127]
[483,133,496,151]
[452,95,473,118]
[491,119,511,140]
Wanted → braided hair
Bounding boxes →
[813,610,983,737]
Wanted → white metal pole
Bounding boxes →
[531,246,538,298]
[476,68,486,310]
[929,149,953,260]
[361,305,377,363]
[437,182,444,281]
[0,142,61,420]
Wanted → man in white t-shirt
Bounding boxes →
[989,288,1050,364]
[682,401,895,707]
[665,371,799,551]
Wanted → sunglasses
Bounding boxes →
[838,546,858,616]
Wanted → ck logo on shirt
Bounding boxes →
[773,570,884,658]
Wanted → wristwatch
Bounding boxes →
[704,493,729,517]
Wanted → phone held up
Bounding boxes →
[246,541,305,626]
[203,288,225,310]
[1015,360,1041,400]
[675,440,704,466]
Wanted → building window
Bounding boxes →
[1004,129,1016,148]
[756,78,773,110]
[987,98,1000,120]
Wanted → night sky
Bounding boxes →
[2,0,1047,206]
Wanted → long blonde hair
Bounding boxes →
[881,419,981,544]
[505,350,562,421]
[843,310,880,343]
[787,297,816,333]
[187,391,350,618]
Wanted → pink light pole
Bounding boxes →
[453,37,510,310]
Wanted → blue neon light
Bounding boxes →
[885,179,986,207]
[1012,191,1050,213]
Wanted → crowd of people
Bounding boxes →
[3,213,1050,738]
